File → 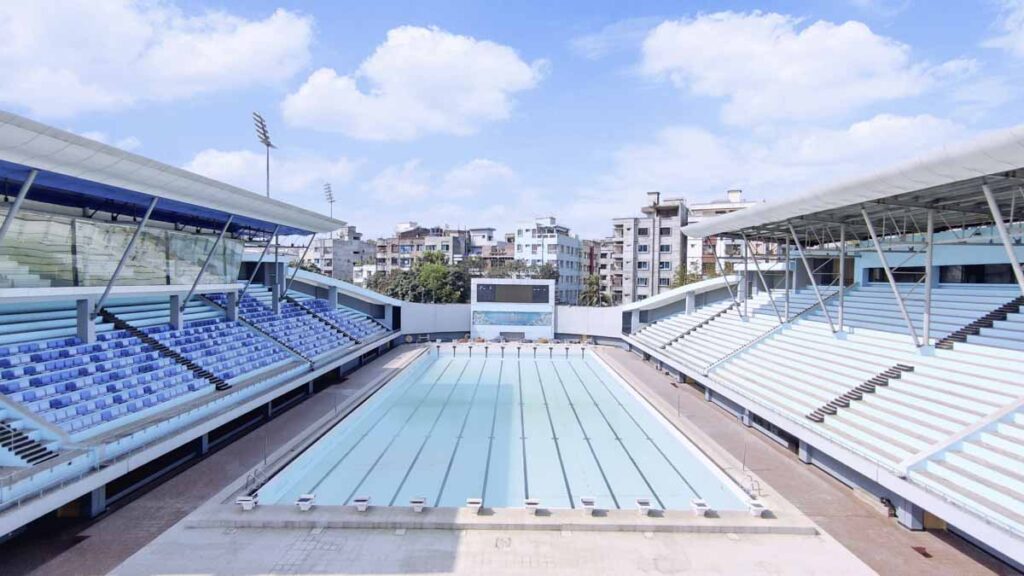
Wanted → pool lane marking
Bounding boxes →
[561,360,666,510]
[518,360,529,499]
[343,357,472,506]
[533,360,575,508]
[577,357,702,500]
[387,356,479,504]
[305,357,455,497]
[479,359,504,508]
[430,356,489,504]
[546,358,620,509]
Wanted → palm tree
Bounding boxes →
[579,274,610,307]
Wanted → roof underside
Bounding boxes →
[680,125,1024,246]
[0,111,344,236]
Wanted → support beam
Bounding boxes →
[226,291,238,322]
[923,210,935,345]
[742,241,749,318]
[169,295,182,330]
[838,224,846,332]
[685,291,695,316]
[271,282,281,314]
[982,184,1024,297]
[784,239,790,321]
[0,169,37,247]
[860,208,920,347]
[709,238,738,304]
[742,233,782,322]
[788,222,836,333]
[283,234,316,297]
[181,216,233,311]
[76,298,95,343]
[239,225,279,303]
[328,286,339,310]
[93,197,158,317]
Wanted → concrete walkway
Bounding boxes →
[0,345,426,576]
[596,347,1018,576]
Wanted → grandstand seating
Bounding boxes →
[288,292,389,342]
[208,285,354,360]
[0,330,211,435]
[0,301,115,346]
[910,408,1024,536]
[966,301,1024,351]
[632,299,736,350]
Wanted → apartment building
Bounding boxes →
[602,192,688,304]
[685,190,761,276]
[374,222,471,273]
[513,217,583,304]
[308,225,374,282]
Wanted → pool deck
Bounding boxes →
[5,345,1012,575]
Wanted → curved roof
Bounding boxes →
[681,124,1024,241]
[0,111,343,236]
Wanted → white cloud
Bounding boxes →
[985,1,1024,58]
[440,159,517,198]
[363,160,433,205]
[282,26,545,140]
[641,11,969,126]
[569,18,661,60]
[0,2,312,118]
[183,149,358,208]
[565,114,967,238]
[364,158,517,205]
[848,0,912,18]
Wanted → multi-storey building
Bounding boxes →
[374,222,471,273]
[603,192,688,304]
[512,217,583,304]
[308,225,374,282]
[581,239,600,277]
[684,190,761,277]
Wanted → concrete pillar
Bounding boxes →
[630,310,640,333]
[742,408,752,427]
[271,282,281,314]
[86,486,106,518]
[685,292,695,315]
[798,441,812,464]
[307,380,315,395]
[265,402,273,420]
[897,498,925,531]
[383,304,394,330]
[704,388,712,402]
[76,298,96,343]
[328,286,339,309]
[198,433,209,456]
[169,295,182,330]
[226,292,238,321]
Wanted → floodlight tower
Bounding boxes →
[323,182,335,219]
[252,112,275,199]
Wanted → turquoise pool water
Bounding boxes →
[257,350,747,510]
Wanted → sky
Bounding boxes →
[2,0,1024,239]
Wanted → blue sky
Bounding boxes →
[2,0,1023,238]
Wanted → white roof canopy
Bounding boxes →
[681,125,1024,243]
[0,111,344,235]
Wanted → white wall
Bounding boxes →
[401,302,471,335]
[555,305,624,338]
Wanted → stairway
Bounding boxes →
[936,296,1024,350]
[99,310,230,391]
[0,254,52,288]
[0,416,57,466]
[807,363,914,423]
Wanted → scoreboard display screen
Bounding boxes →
[476,283,549,304]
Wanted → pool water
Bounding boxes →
[257,350,747,510]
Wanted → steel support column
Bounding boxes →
[784,239,790,321]
[709,238,738,303]
[239,225,279,303]
[860,207,920,346]
[742,240,749,318]
[284,234,316,297]
[0,170,37,247]
[181,216,233,311]
[788,222,836,333]
[982,184,1024,297]
[923,210,935,345]
[93,197,158,317]
[838,224,846,332]
[742,233,782,322]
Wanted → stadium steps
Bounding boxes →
[806,363,914,423]
[936,296,1024,350]
[0,415,57,466]
[200,294,315,361]
[100,310,228,391]
[0,255,52,289]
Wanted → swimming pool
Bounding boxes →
[257,348,747,511]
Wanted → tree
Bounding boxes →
[534,263,559,280]
[579,274,610,307]
[670,266,705,288]
[298,260,322,274]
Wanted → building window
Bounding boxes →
[660,244,671,253]
[637,244,649,253]
[659,278,670,286]
[637,261,649,270]
[659,261,671,270]
[637,277,648,286]
[637,227,649,236]
[659,227,671,236]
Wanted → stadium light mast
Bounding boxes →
[323,182,335,219]
[252,112,275,199]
